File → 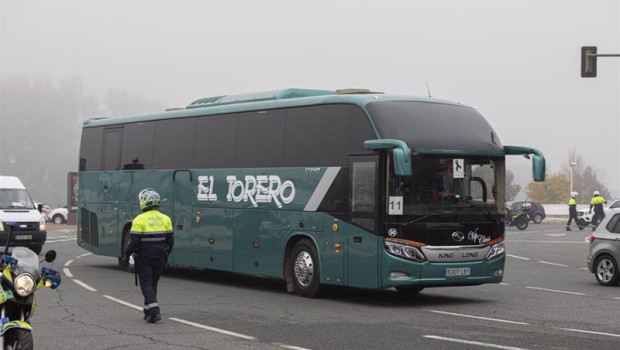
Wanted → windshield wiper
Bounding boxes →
[462,199,499,225]
[396,212,445,227]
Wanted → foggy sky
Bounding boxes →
[1,0,619,198]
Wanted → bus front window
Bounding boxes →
[387,156,505,217]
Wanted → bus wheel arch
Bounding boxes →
[285,236,325,298]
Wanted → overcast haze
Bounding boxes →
[1,0,619,204]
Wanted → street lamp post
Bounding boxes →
[570,162,578,194]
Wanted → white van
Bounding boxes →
[0,176,47,254]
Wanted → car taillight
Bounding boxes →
[589,235,595,244]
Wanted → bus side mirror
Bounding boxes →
[364,139,412,176]
[532,153,545,182]
[504,145,546,182]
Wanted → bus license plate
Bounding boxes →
[445,267,471,277]
[15,235,32,240]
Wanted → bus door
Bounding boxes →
[347,155,380,289]
[171,170,193,266]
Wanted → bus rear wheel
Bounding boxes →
[290,239,324,298]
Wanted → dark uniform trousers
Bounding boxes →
[137,255,166,318]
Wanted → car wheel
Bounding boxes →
[53,214,65,225]
[533,213,543,224]
[595,255,619,286]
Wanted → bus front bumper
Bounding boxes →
[382,253,505,289]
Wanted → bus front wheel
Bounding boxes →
[290,239,324,298]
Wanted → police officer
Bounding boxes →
[566,192,582,231]
[589,190,607,230]
[123,188,174,323]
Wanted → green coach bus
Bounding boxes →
[77,88,545,297]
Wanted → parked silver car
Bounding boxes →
[587,209,620,286]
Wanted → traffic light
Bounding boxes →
[581,46,597,78]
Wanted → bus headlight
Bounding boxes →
[384,241,426,262]
[14,274,36,297]
[485,241,505,260]
[0,220,4,232]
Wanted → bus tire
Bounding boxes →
[290,239,324,298]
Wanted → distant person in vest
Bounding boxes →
[566,192,583,231]
[589,190,607,230]
[123,188,174,323]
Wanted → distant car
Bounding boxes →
[587,209,620,285]
[507,200,546,224]
[49,205,76,224]
[577,198,620,226]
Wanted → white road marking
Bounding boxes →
[555,327,620,338]
[73,279,97,292]
[507,254,530,261]
[526,286,585,296]
[64,259,74,267]
[545,233,566,237]
[538,261,569,267]
[78,252,92,258]
[63,268,73,278]
[170,317,256,340]
[273,343,313,350]
[425,310,530,325]
[103,295,143,311]
[499,282,510,286]
[423,335,532,350]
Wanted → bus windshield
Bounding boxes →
[387,156,505,217]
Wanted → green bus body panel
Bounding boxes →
[78,167,352,284]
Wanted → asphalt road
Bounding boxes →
[31,222,620,350]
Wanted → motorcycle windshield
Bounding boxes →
[12,247,40,273]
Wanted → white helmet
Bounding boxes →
[571,192,578,197]
[594,191,600,196]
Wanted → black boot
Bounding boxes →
[147,313,161,323]
[566,226,572,231]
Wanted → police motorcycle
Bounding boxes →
[0,221,60,349]
[505,203,529,230]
